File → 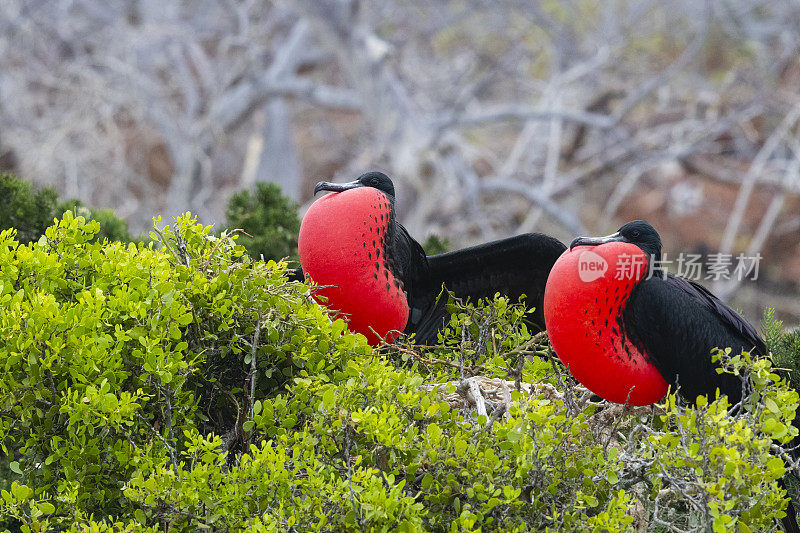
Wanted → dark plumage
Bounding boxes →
[412,233,566,343]
[561,220,798,532]
[570,220,766,404]
[301,172,566,345]
[623,274,765,403]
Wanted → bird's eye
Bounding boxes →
[631,230,640,238]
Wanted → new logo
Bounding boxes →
[578,250,608,282]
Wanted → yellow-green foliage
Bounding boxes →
[0,212,365,531]
[0,213,797,532]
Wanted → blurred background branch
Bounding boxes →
[2,0,800,321]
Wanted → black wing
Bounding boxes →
[386,221,442,344]
[407,233,566,344]
[391,221,430,297]
[663,274,766,353]
[623,273,766,403]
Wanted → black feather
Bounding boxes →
[312,172,566,346]
[406,233,566,344]
[623,273,765,404]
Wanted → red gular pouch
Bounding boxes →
[544,242,669,405]
[298,187,409,345]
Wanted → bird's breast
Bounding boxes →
[298,188,409,345]
[544,243,668,405]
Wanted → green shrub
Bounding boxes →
[0,213,796,531]
[0,212,364,530]
[422,234,450,255]
[0,173,61,244]
[57,200,132,244]
[0,173,132,244]
[763,308,800,391]
[224,182,301,261]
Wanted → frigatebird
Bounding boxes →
[544,220,766,406]
[297,171,566,345]
[544,220,800,531]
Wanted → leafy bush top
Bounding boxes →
[223,182,301,261]
[0,173,131,244]
[0,213,797,532]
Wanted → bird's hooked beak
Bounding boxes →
[569,231,628,251]
[314,179,362,195]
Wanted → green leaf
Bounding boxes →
[766,457,785,476]
[37,501,55,515]
[322,387,336,409]
[11,482,32,501]
[427,423,443,444]
[765,397,780,414]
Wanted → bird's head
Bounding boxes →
[570,220,662,259]
[314,171,396,199]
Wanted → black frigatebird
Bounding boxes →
[297,171,566,345]
[544,220,800,531]
[544,220,766,406]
